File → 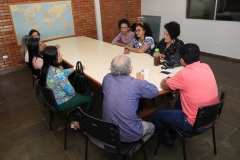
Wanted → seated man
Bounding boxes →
[152,43,219,146]
[102,55,159,149]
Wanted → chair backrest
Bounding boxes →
[36,79,59,111]
[79,108,122,154]
[192,98,225,133]
[218,91,226,117]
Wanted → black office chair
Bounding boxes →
[154,91,226,160]
[27,63,40,98]
[78,108,148,160]
[36,79,86,150]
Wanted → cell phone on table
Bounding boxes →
[160,71,171,74]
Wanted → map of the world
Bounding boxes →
[10,1,75,44]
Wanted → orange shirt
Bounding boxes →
[167,61,219,125]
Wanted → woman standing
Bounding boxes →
[40,46,92,130]
[124,23,154,54]
[112,19,135,47]
[156,21,184,67]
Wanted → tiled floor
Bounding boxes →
[0,54,240,160]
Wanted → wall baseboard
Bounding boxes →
[201,52,240,63]
[0,66,28,75]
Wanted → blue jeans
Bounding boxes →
[152,100,208,141]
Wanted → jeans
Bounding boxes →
[152,100,208,142]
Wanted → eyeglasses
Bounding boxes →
[33,35,40,38]
[120,27,128,30]
[135,29,143,33]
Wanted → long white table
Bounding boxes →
[46,36,182,95]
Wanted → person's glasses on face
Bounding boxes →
[120,27,128,30]
[135,29,143,33]
[33,35,39,38]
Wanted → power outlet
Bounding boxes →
[3,55,8,59]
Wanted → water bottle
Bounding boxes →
[154,48,160,66]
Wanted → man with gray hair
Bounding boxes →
[102,55,159,150]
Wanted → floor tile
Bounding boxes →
[225,129,240,152]
[20,121,50,143]
[220,108,240,128]
[224,98,240,112]
[0,120,24,153]
[16,111,43,129]
[37,146,71,160]
[204,142,240,160]
[218,85,240,99]
[26,134,61,158]
[0,109,14,123]
[0,101,10,113]
[0,145,31,160]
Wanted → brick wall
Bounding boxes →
[100,0,141,43]
[0,0,141,71]
[0,0,97,71]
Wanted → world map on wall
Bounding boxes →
[10,1,75,44]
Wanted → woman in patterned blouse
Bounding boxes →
[39,46,92,130]
[124,23,154,54]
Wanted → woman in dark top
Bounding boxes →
[156,21,184,67]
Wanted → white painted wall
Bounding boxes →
[141,0,240,59]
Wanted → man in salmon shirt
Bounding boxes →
[152,43,219,146]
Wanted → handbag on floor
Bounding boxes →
[70,61,92,96]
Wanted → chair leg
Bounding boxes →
[64,115,68,150]
[212,126,217,155]
[179,135,186,160]
[154,137,161,156]
[32,75,34,87]
[50,110,54,130]
[85,137,88,160]
[36,85,39,97]
[141,144,147,160]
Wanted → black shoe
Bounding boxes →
[161,138,174,147]
[161,131,174,147]
[169,129,178,140]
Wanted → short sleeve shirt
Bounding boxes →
[131,36,154,54]
[166,61,219,125]
[102,73,159,142]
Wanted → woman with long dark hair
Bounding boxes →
[27,37,45,70]
[28,29,41,38]
[124,23,154,54]
[40,46,92,130]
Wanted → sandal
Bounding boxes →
[70,121,80,130]
[70,122,77,130]
[74,122,80,129]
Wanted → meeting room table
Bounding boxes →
[46,36,183,117]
